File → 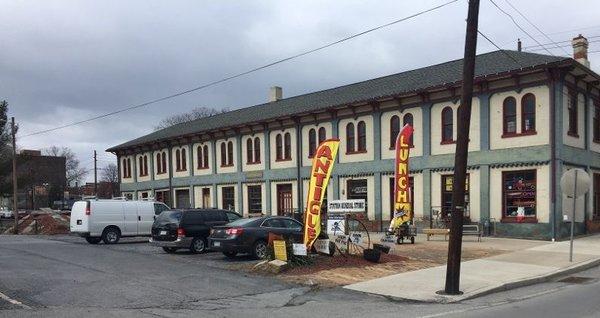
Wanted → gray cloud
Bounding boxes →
[2,0,598,181]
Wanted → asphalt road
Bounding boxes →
[0,235,599,317]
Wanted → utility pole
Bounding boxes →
[444,0,480,295]
[94,150,98,196]
[11,117,18,234]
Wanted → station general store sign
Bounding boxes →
[327,199,366,213]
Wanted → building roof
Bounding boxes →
[108,50,570,152]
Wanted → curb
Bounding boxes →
[443,257,600,303]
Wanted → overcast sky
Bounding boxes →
[2,0,599,181]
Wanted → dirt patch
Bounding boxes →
[2,213,70,235]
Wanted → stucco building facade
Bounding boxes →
[108,42,600,240]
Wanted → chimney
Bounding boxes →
[269,86,282,102]
[517,38,522,52]
[572,34,590,68]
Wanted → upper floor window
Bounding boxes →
[139,155,149,177]
[122,158,132,178]
[390,115,400,149]
[521,93,536,133]
[308,128,317,158]
[403,113,414,147]
[594,100,600,142]
[181,148,187,171]
[156,152,167,174]
[197,145,209,169]
[175,149,181,171]
[276,134,283,160]
[441,107,453,143]
[568,90,578,137]
[220,142,227,166]
[284,132,291,160]
[346,123,355,153]
[246,137,261,164]
[227,141,234,166]
[503,97,517,135]
[318,127,326,144]
[161,152,167,174]
[219,141,234,167]
[357,121,366,152]
[156,153,162,174]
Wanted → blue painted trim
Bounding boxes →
[188,144,193,177]
[236,135,243,213]
[422,169,431,221]
[265,179,272,215]
[421,103,432,156]
[373,109,382,161]
[479,93,491,151]
[374,172,382,222]
[480,164,490,221]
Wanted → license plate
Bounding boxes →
[213,241,220,247]
[160,230,167,235]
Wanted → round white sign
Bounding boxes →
[560,168,591,198]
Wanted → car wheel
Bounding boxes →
[252,240,268,260]
[162,247,177,254]
[85,237,102,244]
[190,237,207,254]
[102,227,121,244]
[223,251,238,258]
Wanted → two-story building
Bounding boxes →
[108,36,600,240]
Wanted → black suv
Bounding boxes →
[149,208,242,254]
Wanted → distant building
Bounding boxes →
[14,150,66,210]
[108,36,600,240]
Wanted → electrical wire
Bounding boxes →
[488,0,554,56]
[501,0,569,55]
[477,30,524,68]
[19,0,459,139]
[523,35,600,50]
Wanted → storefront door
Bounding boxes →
[277,184,293,216]
[202,188,211,208]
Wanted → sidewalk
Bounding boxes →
[345,235,600,303]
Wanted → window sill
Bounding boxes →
[440,140,456,145]
[220,164,234,168]
[247,161,261,165]
[175,169,187,172]
[501,217,538,224]
[389,145,414,150]
[275,158,292,162]
[197,166,210,170]
[139,174,149,177]
[346,150,368,155]
[501,131,537,138]
[567,131,580,138]
[156,172,167,175]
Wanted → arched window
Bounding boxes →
[403,113,414,147]
[202,145,209,168]
[161,152,167,173]
[276,134,283,160]
[357,121,366,152]
[308,128,317,157]
[122,158,128,178]
[318,127,326,144]
[156,153,162,174]
[441,107,453,142]
[143,155,148,176]
[503,97,517,135]
[175,149,181,171]
[253,137,261,163]
[246,138,254,163]
[346,123,355,153]
[139,156,144,176]
[127,158,131,178]
[227,141,234,166]
[284,132,291,159]
[220,142,227,166]
[521,94,536,133]
[390,115,400,149]
[181,148,187,171]
[197,146,203,169]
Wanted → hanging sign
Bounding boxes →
[303,139,340,249]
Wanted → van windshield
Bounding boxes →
[156,211,182,224]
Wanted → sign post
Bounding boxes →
[560,168,591,262]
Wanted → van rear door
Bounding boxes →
[70,201,90,234]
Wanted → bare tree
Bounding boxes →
[154,106,227,130]
[43,146,88,187]
[99,163,119,198]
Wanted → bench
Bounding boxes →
[462,224,482,242]
[423,228,450,241]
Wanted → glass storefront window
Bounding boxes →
[502,170,536,218]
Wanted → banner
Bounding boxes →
[303,139,340,249]
[389,124,414,231]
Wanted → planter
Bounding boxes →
[363,248,381,263]
[372,243,390,254]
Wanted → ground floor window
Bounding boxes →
[155,190,170,207]
[441,174,469,219]
[175,189,190,209]
[347,179,368,206]
[594,173,600,220]
[124,192,133,200]
[140,192,149,199]
[222,186,235,210]
[201,188,211,208]
[502,170,537,219]
[247,185,262,214]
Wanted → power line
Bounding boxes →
[500,24,600,47]
[20,0,459,139]
[488,0,554,56]
[526,39,600,52]
[501,0,569,55]
[523,35,600,49]
[477,29,524,68]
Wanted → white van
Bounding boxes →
[70,199,171,244]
